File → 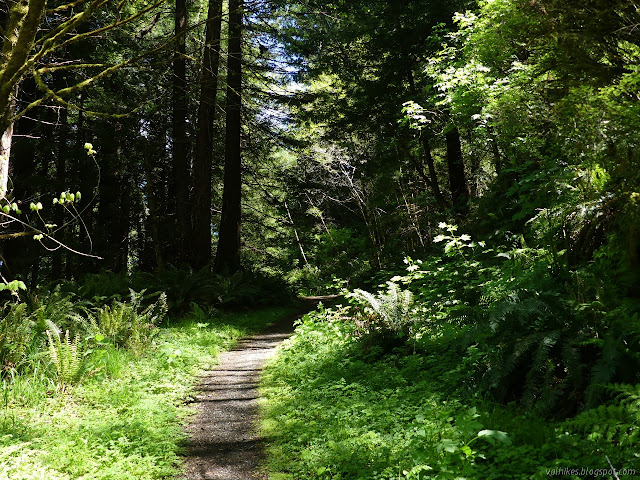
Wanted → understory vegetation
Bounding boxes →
[262,222,640,479]
[263,299,639,480]
[0,278,293,479]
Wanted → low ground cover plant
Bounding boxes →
[0,292,293,480]
[261,306,639,479]
[261,224,640,479]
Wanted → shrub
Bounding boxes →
[85,290,167,354]
[350,282,417,353]
[45,322,86,392]
[0,302,35,377]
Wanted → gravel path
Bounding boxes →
[178,299,339,480]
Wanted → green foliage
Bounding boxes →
[350,282,416,342]
[566,384,640,452]
[481,290,586,414]
[132,268,218,312]
[263,307,640,480]
[85,290,168,354]
[45,324,86,392]
[0,280,26,294]
[59,269,292,315]
[28,290,91,336]
[75,272,132,303]
[0,303,34,378]
[366,222,640,416]
[1,290,294,479]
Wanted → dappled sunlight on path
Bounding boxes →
[178,297,340,480]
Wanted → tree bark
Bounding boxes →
[418,133,446,209]
[113,123,129,272]
[214,0,243,274]
[192,0,223,269]
[0,123,12,199]
[445,127,470,215]
[0,0,47,200]
[172,0,190,265]
[141,145,165,269]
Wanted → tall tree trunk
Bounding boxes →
[141,145,165,269]
[0,123,12,200]
[96,120,119,271]
[214,0,243,274]
[3,78,37,281]
[0,0,47,200]
[418,134,446,209]
[445,127,470,215]
[406,68,445,210]
[113,124,130,272]
[172,0,190,265]
[192,0,223,269]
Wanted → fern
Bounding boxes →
[566,384,640,448]
[46,322,85,392]
[30,291,91,335]
[351,282,416,337]
[85,291,167,354]
[125,291,167,353]
[482,290,587,414]
[0,303,34,377]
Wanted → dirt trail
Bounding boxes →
[178,297,340,480]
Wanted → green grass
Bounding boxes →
[0,305,295,480]
[261,306,640,480]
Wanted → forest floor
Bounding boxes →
[177,297,340,480]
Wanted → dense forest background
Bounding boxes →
[1,0,640,477]
[1,0,638,293]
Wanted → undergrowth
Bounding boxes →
[0,304,293,480]
[261,307,640,479]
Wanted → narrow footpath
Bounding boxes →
[178,297,339,480]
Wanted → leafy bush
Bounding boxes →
[262,308,520,480]
[28,290,91,335]
[368,223,640,416]
[45,322,86,392]
[0,303,35,377]
[132,267,216,312]
[481,290,587,415]
[132,267,291,311]
[78,271,132,302]
[350,282,417,345]
[262,306,640,480]
[85,290,167,354]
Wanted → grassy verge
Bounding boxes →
[0,305,294,480]
[261,306,640,480]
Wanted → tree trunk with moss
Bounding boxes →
[0,0,47,200]
[172,0,190,264]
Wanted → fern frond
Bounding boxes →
[351,282,416,337]
[46,326,85,392]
